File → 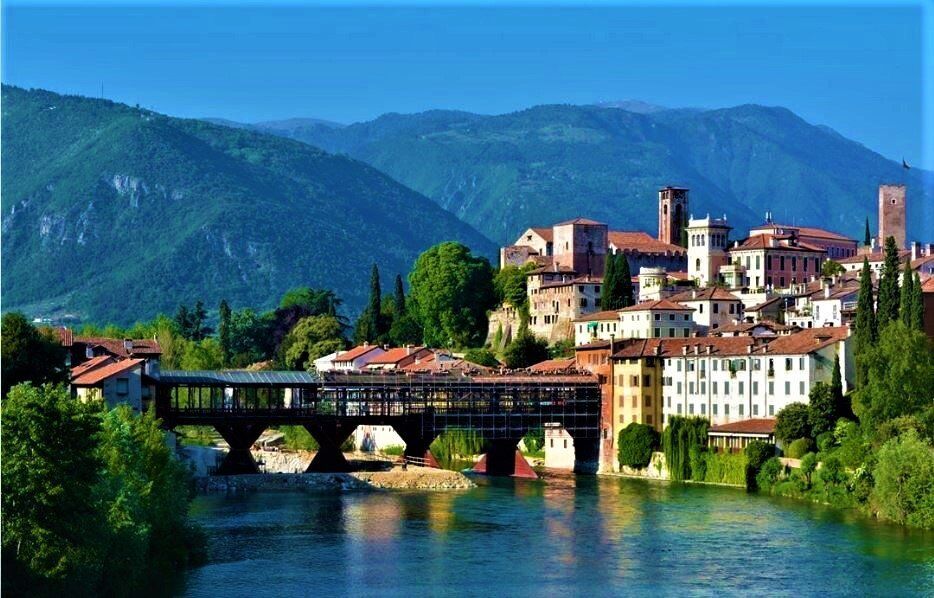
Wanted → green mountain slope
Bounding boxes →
[256,103,932,244]
[1,86,495,325]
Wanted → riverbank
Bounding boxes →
[196,466,475,493]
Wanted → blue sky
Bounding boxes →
[2,1,930,168]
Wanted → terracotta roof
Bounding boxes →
[472,374,597,383]
[59,327,74,347]
[74,337,162,357]
[554,217,606,226]
[530,227,554,242]
[731,234,824,253]
[333,345,382,363]
[366,346,429,365]
[540,276,603,290]
[618,299,693,312]
[527,264,576,275]
[911,254,934,271]
[574,340,612,351]
[709,418,776,435]
[746,296,783,312]
[71,358,144,386]
[572,310,620,322]
[713,320,797,336]
[752,223,855,243]
[922,277,934,293]
[668,287,742,302]
[70,355,115,377]
[765,326,848,354]
[666,271,691,281]
[528,357,577,372]
[838,250,911,265]
[611,337,756,359]
[608,231,686,255]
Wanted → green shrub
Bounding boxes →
[799,452,818,489]
[464,348,500,368]
[785,437,814,459]
[756,457,784,491]
[820,454,846,487]
[775,402,811,443]
[617,423,659,469]
[744,440,776,490]
[662,416,708,481]
[380,444,404,456]
[280,426,319,451]
[522,427,545,454]
[871,430,934,528]
[816,432,835,454]
[431,428,486,470]
[689,445,707,482]
[703,451,746,486]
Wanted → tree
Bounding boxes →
[618,255,635,308]
[863,217,871,247]
[493,264,532,312]
[177,338,224,371]
[876,236,901,329]
[227,308,274,366]
[601,252,622,310]
[354,265,385,344]
[174,301,212,341]
[1,313,66,398]
[799,452,818,489]
[282,315,346,371]
[745,440,776,490]
[775,402,811,444]
[218,299,232,367]
[854,258,877,387]
[911,272,925,331]
[279,287,341,316]
[1,384,104,591]
[821,259,846,278]
[502,331,550,369]
[807,382,837,437]
[393,274,407,317]
[819,454,845,487]
[463,348,500,368]
[830,357,843,403]
[871,430,934,528]
[854,321,934,431]
[899,262,914,328]
[617,423,659,469]
[408,242,496,347]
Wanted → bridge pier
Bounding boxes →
[305,422,354,472]
[395,426,439,468]
[215,424,266,475]
[473,439,537,479]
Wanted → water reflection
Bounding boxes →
[183,477,934,596]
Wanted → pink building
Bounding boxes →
[728,234,825,290]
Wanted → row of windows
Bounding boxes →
[666,379,806,396]
[691,233,727,248]
[669,356,806,372]
[674,402,775,417]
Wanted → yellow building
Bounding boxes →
[610,339,664,434]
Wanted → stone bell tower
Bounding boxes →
[658,186,689,247]
[878,184,906,250]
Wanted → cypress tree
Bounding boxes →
[863,217,871,247]
[830,356,843,402]
[367,263,383,340]
[601,253,621,310]
[393,274,406,317]
[618,254,635,308]
[218,299,232,366]
[899,262,914,327]
[911,272,925,331]
[876,236,901,329]
[854,258,876,387]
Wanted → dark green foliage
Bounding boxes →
[354,264,385,344]
[617,423,659,469]
[816,432,835,453]
[1,86,495,325]
[280,426,319,451]
[227,308,275,366]
[175,301,212,341]
[408,242,496,347]
[502,331,550,369]
[662,416,708,482]
[601,253,622,310]
[744,440,776,490]
[807,382,837,437]
[522,428,545,454]
[756,457,785,491]
[876,236,901,330]
[854,258,877,387]
[393,274,406,317]
[430,428,485,470]
[463,348,500,368]
[786,438,815,459]
[821,259,846,278]
[854,321,934,431]
[549,339,575,359]
[775,402,811,444]
[911,272,925,331]
[899,262,914,328]
[267,102,933,246]
[618,255,635,308]
[863,217,871,247]
[493,263,533,312]
[279,287,342,316]
[819,454,845,487]
[799,453,818,488]
[1,312,66,398]
[218,299,232,366]
[830,357,843,404]
[871,430,934,528]
[281,315,346,371]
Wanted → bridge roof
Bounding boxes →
[159,370,320,386]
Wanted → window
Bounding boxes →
[644,395,652,407]
[683,329,690,337]
[713,403,719,415]
[116,378,129,395]
[784,381,791,395]
[753,405,759,416]
[724,404,730,415]
[739,404,744,416]
[677,361,682,372]
[756,255,761,269]
[677,382,683,394]
[766,255,772,269]
[752,381,759,395]
[631,375,639,387]
[699,304,704,314]
[738,381,744,395]
[800,381,805,395]
[580,298,588,307]
[769,405,775,416]
[724,381,731,395]
[654,328,661,338]
[713,382,718,395]
[780,256,785,270]
[701,403,706,415]
[700,382,706,394]
[643,374,652,387]
[689,403,695,414]
[799,357,805,369]
[791,257,797,271]
[785,358,793,371]
[669,328,676,338]
[689,382,695,394]
[669,314,675,321]
[752,359,761,371]
[768,381,775,395]
[677,403,682,414]
[654,313,661,321]
[713,360,718,371]
[564,439,568,449]
[713,303,720,314]
[632,397,638,408]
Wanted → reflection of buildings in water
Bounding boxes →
[345,495,402,542]
[424,492,457,535]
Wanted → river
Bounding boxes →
[180,474,933,596]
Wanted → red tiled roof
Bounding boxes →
[70,355,115,378]
[764,326,848,354]
[472,374,597,383]
[618,299,693,312]
[333,345,382,363]
[528,357,577,372]
[75,337,162,357]
[59,327,74,347]
[709,418,776,435]
[530,227,554,242]
[668,287,742,302]
[922,277,934,293]
[572,310,620,322]
[608,231,686,255]
[746,296,783,312]
[713,320,797,335]
[574,340,612,351]
[611,337,756,359]
[366,346,429,365]
[731,234,824,253]
[554,217,605,226]
[71,358,144,386]
[752,223,855,243]
[540,276,603,290]
[838,250,911,265]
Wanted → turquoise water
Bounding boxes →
[182,475,933,596]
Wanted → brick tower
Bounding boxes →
[658,186,689,247]
[878,184,906,250]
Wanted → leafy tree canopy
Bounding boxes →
[502,331,550,369]
[775,402,811,443]
[1,312,66,398]
[282,314,346,371]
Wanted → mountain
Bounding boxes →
[1,86,495,325]
[245,103,932,245]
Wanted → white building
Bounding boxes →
[331,344,385,372]
[312,351,342,372]
[667,287,744,335]
[70,357,145,411]
[618,299,696,340]
[686,215,732,287]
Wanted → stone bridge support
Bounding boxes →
[473,438,537,479]
[215,423,266,475]
[305,422,355,472]
[395,424,439,468]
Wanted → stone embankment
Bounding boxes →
[196,466,475,493]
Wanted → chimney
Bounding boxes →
[693,345,700,355]
[123,338,133,354]
[747,345,753,354]
[706,345,711,355]
[682,346,688,355]
[654,345,661,356]
[911,241,919,261]
[871,237,877,251]
[824,284,831,299]
[692,289,697,299]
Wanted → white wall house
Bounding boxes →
[331,345,385,372]
[618,300,695,339]
[668,288,744,335]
